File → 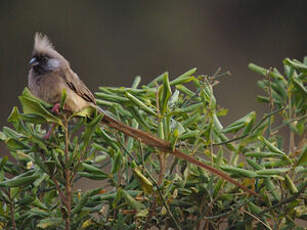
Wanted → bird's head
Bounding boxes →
[29,33,69,75]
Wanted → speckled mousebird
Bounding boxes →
[26,32,260,197]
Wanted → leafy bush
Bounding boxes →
[0,58,306,229]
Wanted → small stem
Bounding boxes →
[64,116,71,230]
[272,114,307,132]
[101,112,260,198]
[145,166,182,230]
[7,190,16,230]
[139,142,157,229]
[256,68,274,191]
[119,140,181,229]
[288,83,296,155]
[158,152,165,186]
[39,150,68,214]
[241,208,272,230]
[206,106,285,147]
[51,177,66,206]
[258,182,307,216]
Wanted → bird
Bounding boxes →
[28,33,96,113]
[27,33,259,197]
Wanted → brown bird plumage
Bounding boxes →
[28,33,95,112]
[27,33,259,198]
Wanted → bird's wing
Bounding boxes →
[60,68,96,105]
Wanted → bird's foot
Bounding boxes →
[43,124,55,139]
[43,128,52,139]
[51,103,61,114]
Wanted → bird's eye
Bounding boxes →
[39,55,49,63]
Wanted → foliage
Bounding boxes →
[0,58,306,230]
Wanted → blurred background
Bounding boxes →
[0,1,306,135]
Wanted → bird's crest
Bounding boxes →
[33,33,57,55]
[32,32,68,65]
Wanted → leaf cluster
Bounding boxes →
[0,58,306,229]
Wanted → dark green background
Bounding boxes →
[1,1,306,128]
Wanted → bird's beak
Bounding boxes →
[29,57,39,66]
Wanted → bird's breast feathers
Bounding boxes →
[28,71,90,112]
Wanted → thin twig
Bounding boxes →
[100,111,260,198]
[258,182,307,216]
[64,116,71,230]
[39,150,67,209]
[265,67,274,138]
[241,208,272,230]
[207,106,285,147]
[256,68,274,191]
[272,114,307,132]
[50,177,66,205]
[288,80,295,155]
[139,142,157,230]
[154,83,166,186]
[7,190,16,230]
[117,139,182,230]
[145,168,182,230]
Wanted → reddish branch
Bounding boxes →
[64,117,72,230]
[100,113,260,198]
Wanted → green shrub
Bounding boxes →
[0,58,306,229]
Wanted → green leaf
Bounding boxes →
[72,106,96,118]
[246,159,264,170]
[170,67,197,86]
[81,114,103,151]
[159,73,172,115]
[125,92,157,116]
[95,92,130,103]
[249,63,285,80]
[175,84,195,97]
[222,123,245,133]
[6,139,30,151]
[0,157,8,170]
[256,168,290,175]
[264,178,280,201]
[292,76,307,95]
[220,166,257,178]
[179,130,200,140]
[131,75,141,89]
[78,172,109,180]
[72,187,104,215]
[133,167,153,194]
[258,136,292,163]
[245,151,283,158]
[147,71,168,87]
[111,151,122,174]
[283,58,307,73]
[174,102,203,114]
[297,145,307,166]
[7,106,20,124]
[2,126,23,139]
[19,88,62,126]
[120,189,145,211]
[213,179,224,198]
[82,162,109,178]
[0,173,39,187]
[285,175,298,194]
[223,112,256,134]
[37,217,63,229]
[60,88,67,110]
[0,131,6,141]
[248,201,262,215]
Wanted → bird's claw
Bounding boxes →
[51,103,61,114]
[43,127,52,139]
